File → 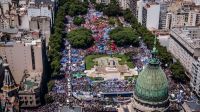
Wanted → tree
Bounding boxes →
[108,17,115,26]
[47,80,55,92]
[109,27,139,47]
[95,3,106,12]
[103,3,122,16]
[45,94,54,104]
[67,1,88,16]
[66,28,94,49]
[73,16,85,26]
[170,62,187,83]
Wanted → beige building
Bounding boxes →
[165,0,200,29]
[166,13,186,29]
[0,0,19,30]
[30,17,51,46]
[168,26,200,76]
[0,32,44,84]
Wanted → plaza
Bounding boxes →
[85,56,138,80]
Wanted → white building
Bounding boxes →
[193,0,200,5]
[96,0,110,5]
[190,58,200,97]
[168,27,200,76]
[28,2,53,25]
[118,0,130,10]
[142,2,160,30]
[137,0,145,24]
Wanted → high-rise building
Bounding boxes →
[132,38,169,111]
[0,31,45,108]
[130,0,138,16]
[159,1,169,29]
[118,0,130,10]
[190,58,200,97]
[168,26,200,76]
[165,0,200,29]
[142,2,160,30]
[0,31,44,84]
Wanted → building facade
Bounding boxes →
[129,0,137,16]
[0,32,44,84]
[118,0,130,10]
[142,2,160,30]
[190,58,200,97]
[168,27,200,76]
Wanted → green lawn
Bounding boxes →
[85,54,134,70]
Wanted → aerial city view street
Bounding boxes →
[0,0,200,112]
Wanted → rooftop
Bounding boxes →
[171,27,200,49]
[19,72,42,93]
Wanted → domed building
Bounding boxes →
[132,39,169,112]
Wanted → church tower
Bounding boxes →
[1,57,19,112]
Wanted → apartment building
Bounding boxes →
[142,2,160,30]
[129,0,137,16]
[190,58,200,97]
[168,26,200,76]
[118,0,130,10]
[0,31,44,84]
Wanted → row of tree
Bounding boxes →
[46,0,90,103]
[48,0,89,79]
[122,9,187,82]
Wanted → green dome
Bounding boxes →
[135,63,168,103]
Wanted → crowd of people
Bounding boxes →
[83,9,118,54]
[132,40,151,72]
[23,2,185,112]
[61,43,86,73]
[94,79,133,93]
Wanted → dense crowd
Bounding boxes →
[94,79,133,93]
[23,2,183,112]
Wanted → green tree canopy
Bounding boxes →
[109,27,139,47]
[170,62,187,83]
[45,94,54,104]
[103,2,122,16]
[66,28,94,49]
[66,1,88,16]
[73,16,85,26]
[108,17,116,25]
